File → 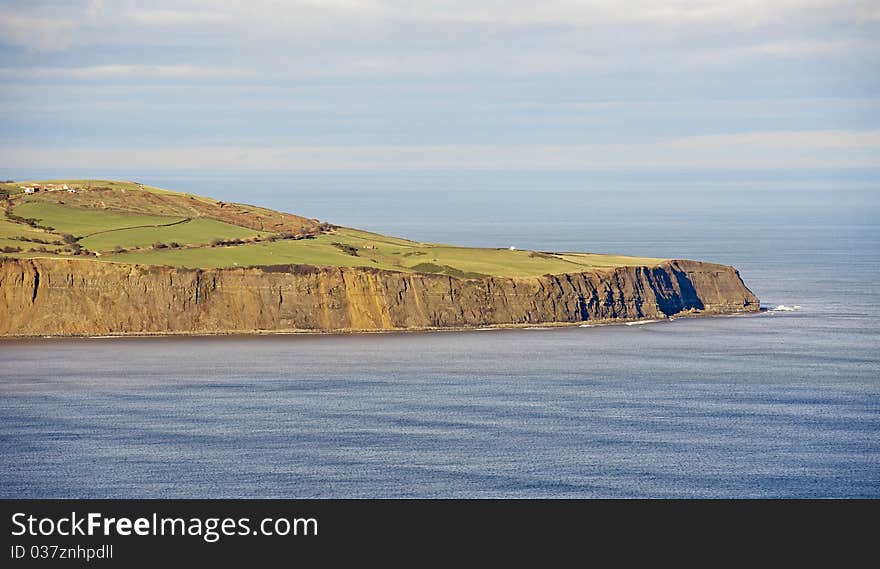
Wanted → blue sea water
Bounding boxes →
[1,168,878,498]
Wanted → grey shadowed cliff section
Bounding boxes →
[0,258,759,336]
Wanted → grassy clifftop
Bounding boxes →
[0,179,664,277]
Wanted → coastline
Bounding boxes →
[0,305,762,341]
[1,256,759,338]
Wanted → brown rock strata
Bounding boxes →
[0,257,759,336]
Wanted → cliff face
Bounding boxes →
[0,257,759,336]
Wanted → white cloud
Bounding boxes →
[2,0,878,51]
[0,64,250,81]
[3,130,877,170]
[1,1,877,171]
[0,0,875,90]
[671,130,880,150]
[0,14,77,51]
[128,10,232,25]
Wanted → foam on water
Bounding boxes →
[763,304,803,312]
[625,319,664,326]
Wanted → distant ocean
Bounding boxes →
[1,168,878,498]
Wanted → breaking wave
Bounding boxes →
[625,319,663,326]
[763,304,802,313]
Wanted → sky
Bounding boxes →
[1,0,879,171]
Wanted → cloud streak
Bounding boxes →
[0,1,877,171]
[0,64,251,81]
[4,130,877,170]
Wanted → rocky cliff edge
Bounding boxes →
[0,257,759,336]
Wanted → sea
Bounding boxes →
[1,168,878,498]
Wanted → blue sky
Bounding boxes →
[1,0,879,170]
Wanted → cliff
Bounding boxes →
[0,257,758,336]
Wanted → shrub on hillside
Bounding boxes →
[209,238,245,247]
[331,242,359,256]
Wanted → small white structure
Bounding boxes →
[23,187,35,194]
[509,245,517,251]
[62,184,69,190]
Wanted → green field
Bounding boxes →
[0,217,65,252]
[14,202,186,238]
[1,179,666,276]
[102,232,384,269]
[102,227,663,275]
[0,216,57,240]
[80,218,263,251]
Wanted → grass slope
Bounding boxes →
[0,217,65,252]
[14,202,186,238]
[16,180,321,234]
[103,227,663,275]
[1,179,666,276]
[80,218,263,251]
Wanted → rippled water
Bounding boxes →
[1,169,878,497]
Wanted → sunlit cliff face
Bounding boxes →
[0,258,757,336]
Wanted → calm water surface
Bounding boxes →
[1,169,878,497]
